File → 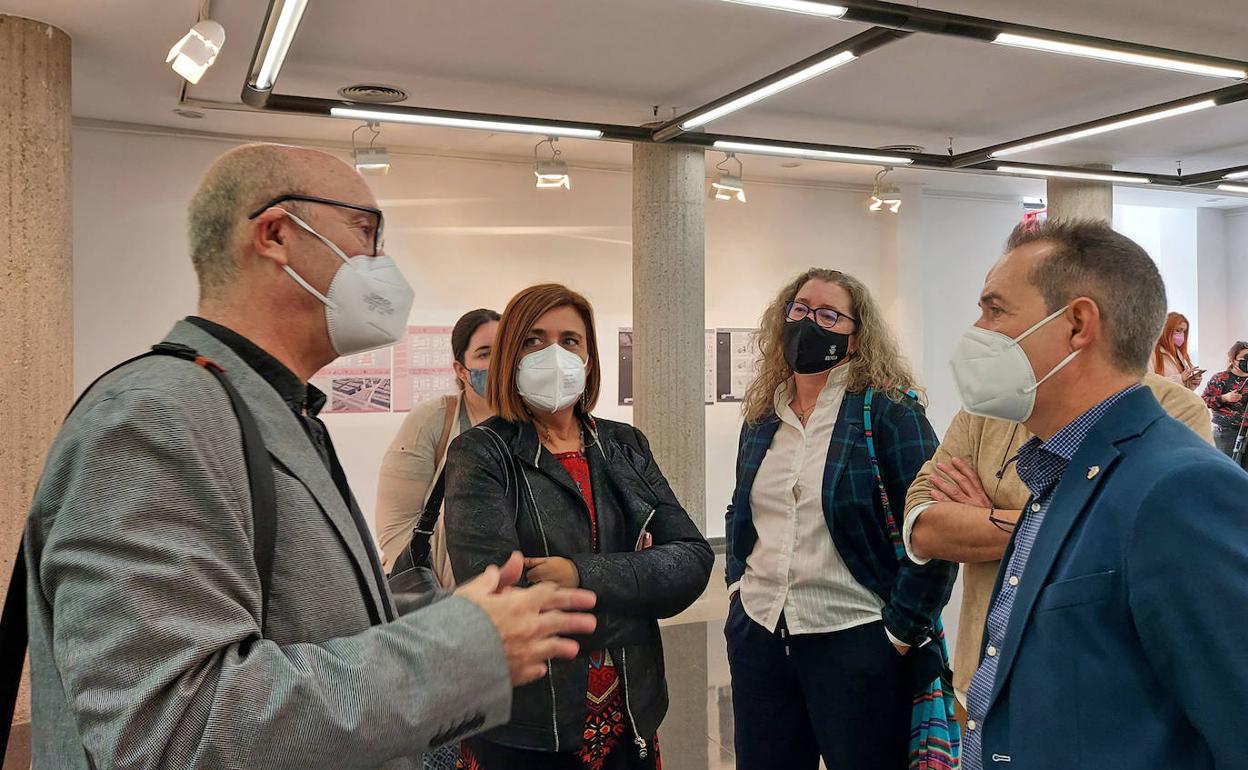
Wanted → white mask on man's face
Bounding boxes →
[280,210,414,357]
[949,306,1080,423]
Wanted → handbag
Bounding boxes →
[0,342,277,760]
[863,387,962,770]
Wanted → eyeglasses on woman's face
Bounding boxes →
[784,301,858,333]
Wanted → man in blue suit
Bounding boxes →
[948,218,1248,770]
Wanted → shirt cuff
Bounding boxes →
[727,581,741,598]
[884,626,909,649]
[903,502,936,565]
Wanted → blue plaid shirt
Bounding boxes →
[963,386,1140,770]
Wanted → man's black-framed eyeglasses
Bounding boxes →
[785,300,858,332]
[247,194,385,256]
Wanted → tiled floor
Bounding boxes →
[655,558,737,770]
[658,556,832,770]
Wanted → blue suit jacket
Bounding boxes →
[724,390,957,645]
[980,387,1248,769]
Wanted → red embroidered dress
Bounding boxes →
[556,451,628,770]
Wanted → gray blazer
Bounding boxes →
[25,321,513,769]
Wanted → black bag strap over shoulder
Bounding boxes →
[0,342,276,758]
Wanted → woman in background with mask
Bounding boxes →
[1153,311,1202,390]
[444,283,713,770]
[1202,340,1248,468]
[724,268,958,770]
[376,308,500,579]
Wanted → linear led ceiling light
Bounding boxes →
[990,99,1217,158]
[993,33,1247,80]
[1224,170,1248,180]
[681,51,856,130]
[996,165,1152,184]
[714,141,913,166]
[331,107,605,139]
[252,0,308,91]
[1217,184,1248,193]
[720,0,847,18]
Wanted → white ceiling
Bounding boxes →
[5,0,1248,206]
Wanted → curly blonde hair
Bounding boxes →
[742,268,923,424]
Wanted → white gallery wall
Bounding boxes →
[1219,211,1248,368]
[70,125,1246,660]
[71,125,897,542]
[71,125,1245,543]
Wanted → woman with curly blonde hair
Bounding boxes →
[724,268,958,770]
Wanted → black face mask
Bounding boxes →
[1235,359,1248,375]
[782,318,852,374]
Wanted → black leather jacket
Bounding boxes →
[443,416,714,756]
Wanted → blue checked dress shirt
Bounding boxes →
[963,385,1141,770]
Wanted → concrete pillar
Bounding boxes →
[631,142,707,525]
[631,141,707,770]
[1046,169,1113,223]
[0,15,73,769]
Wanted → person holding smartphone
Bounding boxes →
[1202,340,1248,468]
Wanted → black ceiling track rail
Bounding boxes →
[224,0,1248,193]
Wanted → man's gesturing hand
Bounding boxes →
[456,552,597,686]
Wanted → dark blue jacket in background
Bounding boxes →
[979,387,1248,769]
[724,389,958,646]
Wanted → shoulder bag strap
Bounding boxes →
[0,343,276,759]
[862,387,912,552]
[404,396,460,569]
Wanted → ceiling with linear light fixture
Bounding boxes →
[5,0,1248,205]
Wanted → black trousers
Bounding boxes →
[1214,424,1248,470]
[726,598,911,770]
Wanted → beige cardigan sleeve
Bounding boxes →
[904,408,978,515]
[376,398,449,573]
[1143,372,1215,445]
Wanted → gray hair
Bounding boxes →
[1006,218,1167,374]
[187,144,305,297]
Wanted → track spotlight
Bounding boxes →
[711,153,747,203]
[535,138,571,190]
[167,17,225,85]
[352,122,390,175]
[868,168,901,213]
[1224,170,1248,180]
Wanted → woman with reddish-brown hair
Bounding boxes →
[443,283,713,770]
[1152,311,1203,390]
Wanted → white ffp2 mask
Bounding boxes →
[281,211,414,357]
[949,306,1080,423]
[516,343,587,413]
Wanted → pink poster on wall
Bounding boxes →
[392,326,456,412]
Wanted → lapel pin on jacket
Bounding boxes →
[1087,465,1100,480]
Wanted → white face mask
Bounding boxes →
[516,343,587,414]
[949,305,1080,423]
[281,211,415,357]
